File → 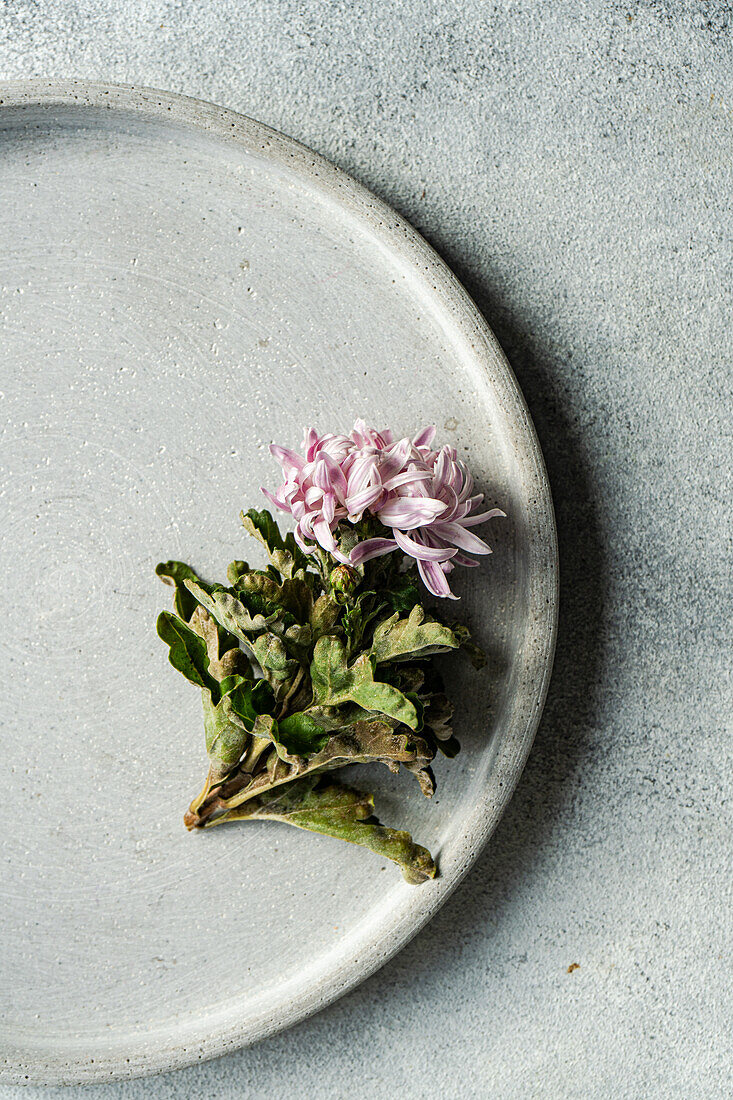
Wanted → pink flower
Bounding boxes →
[263,420,504,598]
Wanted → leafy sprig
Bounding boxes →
[157,508,484,882]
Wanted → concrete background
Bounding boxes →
[1,1,730,1097]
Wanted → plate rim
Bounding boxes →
[0,78,559,1085]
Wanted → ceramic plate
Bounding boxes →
[0,81,557,1084]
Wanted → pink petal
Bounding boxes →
[346,453,380,496]
[350,418,369,446]
[433,521,493,555]
[349,538,399,564]
[312,457,332,492]
[261,486,291,513]
[304,428,320,461]
[418,558,459,600]
[323,454,349,500]
[456,466,475,501]
[294,526,315,554]
[346,484,385,518]
[412,425,437,448]
[313,518,349,564]
[434,445,451,487]
[299,512,316,536]
[393,527,458,562]
[377,497,447,529]
[435,483,459,517]
[453,552,480,567]
[453,493,484,519]
[461,507,506,527]
[270,443,305,471]
[378,438,413,479]
[382,467,432,491]
[395,470,431,498]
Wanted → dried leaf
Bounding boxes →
[156,560,204,622]
[185,579,276,640]
[214,775,436,884]
[371,605,458,664]
[311,635,419,729]
[251,632,299,693]
[310,592,341,638]
[157,610,218,695]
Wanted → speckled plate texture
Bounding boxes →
[0,81,557,1085]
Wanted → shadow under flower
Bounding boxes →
[265,230,609,1035]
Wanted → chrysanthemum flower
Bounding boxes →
[263,419,504,598]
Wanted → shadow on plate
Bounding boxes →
[268,231,610,1036]
[137,220,609,1090]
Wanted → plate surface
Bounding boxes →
[0,81,557,1084]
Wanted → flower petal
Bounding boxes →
[313,519,350,564]
[453,552,480,567]
[346,483,385,517]
[349,537,399,564]
[346,453,379,496]
[293,526,316,555]
[382,467,432,491]
[418,558,459,600]
[261,486,290,512]
[377,497,447,529]
[461,507,506,527]
[412,425,437,448]
[270,443,305,471]
[393,527,458,562]
[378,438,413,480]
[433,521,493,555]
[303,427,319,461]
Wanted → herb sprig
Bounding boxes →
[156,508,484,883]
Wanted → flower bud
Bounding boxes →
[329,564,358,595]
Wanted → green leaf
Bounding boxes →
[157,610,218,696]
[221,675,275,726]
[227,559,249,585]
[404,692,425,731]
[252,632,300,696]
[252,632,297,675]
[383,572,420,614]
[202,677,275,771]
[202,692,248,768]
[185,579,276,641]
[188,605,249,682]
[215,775,437,884]
[236,570,313,624]
[379,663,426,695]
[307,713,433,775]
[310,592,341,638]
[371,606,459,664]
[276,711,330,756]
[342,590,387,652]
[280,578,314,623]
[241,508,309,579]
[194,706,437,823]
[284,622,313,649]
[310,635,419,729]
[156,560,203,622]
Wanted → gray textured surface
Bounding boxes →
[0,1,731,1097]
[0,84,557,1082]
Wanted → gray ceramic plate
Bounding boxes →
[0,81,557,1085]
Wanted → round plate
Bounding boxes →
[0,81,557,1084]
